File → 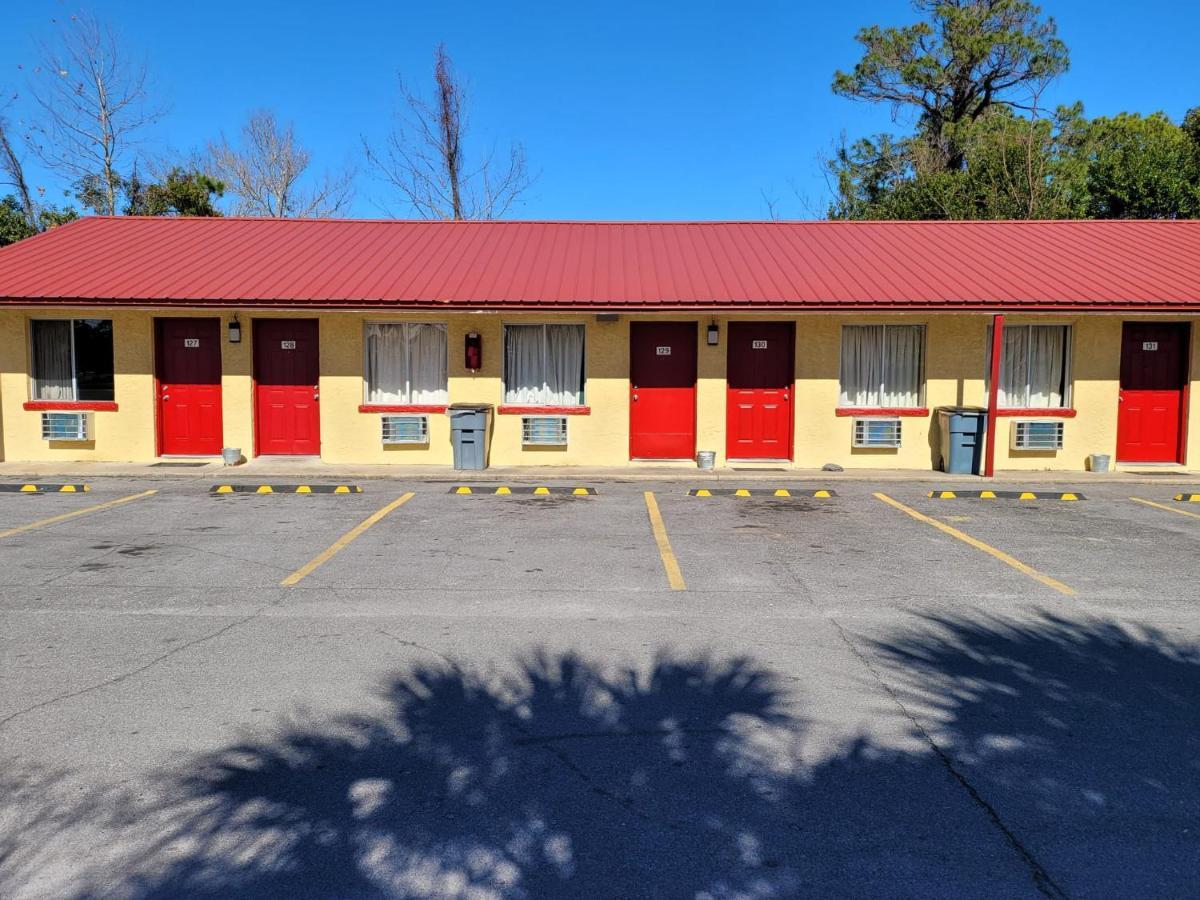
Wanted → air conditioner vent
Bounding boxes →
[853,417,902,448]
[41,411,91,442]
[1011,419,1063,451]
[381,415,429,445]
[522,416,568,446]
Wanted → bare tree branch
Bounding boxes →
[27,13,163,215]
[207,110,354,218]
[0,103,37,228]
[364,44,534,220]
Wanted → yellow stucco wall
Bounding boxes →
[1,307,1196,471]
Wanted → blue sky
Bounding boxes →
[2,0,1197,219]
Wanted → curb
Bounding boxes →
[688,488,836,498]
[0,483,90,493]
[451,486,597,495]
[927,490,1084,501]
[210,485,363,494]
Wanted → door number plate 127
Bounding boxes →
[183,338,200,348]
[281,340,297,350]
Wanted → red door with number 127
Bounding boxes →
[156,318,223,456]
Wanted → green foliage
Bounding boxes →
[0,195,36,246]
[75,167,225,217]
[1083,112,1200,218]
[833,0,1069,170]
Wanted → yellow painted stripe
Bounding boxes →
[644,491,686,591]
[1018,491,1037,500]
[874,492,1075,597]
[495,486,511,495]
[334,485,350,494]
[281,492,415,587]
[296,485,312,494]
[694,489,712,497]
[0,490,158,540]
[980,490,997,499]
[456,486,472,494]
[533,487,550,495]
[1131,497,1200,520]
[1061,493,1079,501]
[214,485,233,494]
[256,485,273,494]
[774,489,791,497]
[734,489,752,497]
[60,485,77,492]
[19,484,37,492]
[573,487,590,495]
[813,490,831,498]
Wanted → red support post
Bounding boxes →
[984,314,1005,478]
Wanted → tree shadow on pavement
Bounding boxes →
[3,613,1197,899]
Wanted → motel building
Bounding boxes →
[0,217,1198,474]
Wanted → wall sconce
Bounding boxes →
[228,315,241,344]
[706,321,719,346]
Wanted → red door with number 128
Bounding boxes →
[254,319,321,455]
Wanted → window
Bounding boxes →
[364,323,448,405]
[504,324,585,406]
[30,319,114,402]
[988,324,1071,409]
[839,325,925,408]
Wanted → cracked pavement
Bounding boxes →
[0,478,1197,899]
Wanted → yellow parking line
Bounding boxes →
[0,489,158,540]
[281,492,415,587]
[643,491,686,591]
[1130,497,1200,520]
[874,492,1076,597]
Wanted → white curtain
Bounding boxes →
[365,323,448,404]
[993,325,1068,408]
[504,324,585,405]
[31,320,74,401]
[839,325,924,407]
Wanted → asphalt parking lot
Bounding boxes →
[1,476,1198,899]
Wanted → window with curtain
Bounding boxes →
[839,324,925,408]
[987,324,1071,408]
[363,323,448,404]
[503,324,586,406]
[30,319,114,401]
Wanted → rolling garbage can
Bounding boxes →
[937,407,987,475]
[449,403,493,470]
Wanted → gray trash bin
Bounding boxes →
[449,403,493,470]
[937,407,987,475]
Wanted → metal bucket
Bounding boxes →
[696,450,716,470]
[221,447,242,466]
[1088,453,1111,473]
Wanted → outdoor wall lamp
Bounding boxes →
[707,321,719,346]
[228,315,241,344]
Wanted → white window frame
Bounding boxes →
[28,317,115,402]
[986,323,1073,410]
[502,323,587,407]
[362,321,449,406]
[838,324,927,409]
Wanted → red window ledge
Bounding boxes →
[994,408,1077,418]
[358,404,448,414]
[836,407,928,417]
[498,405,591,415]
[24,400,118,412]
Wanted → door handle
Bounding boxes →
[632,393,639,401]
[162,394,170,401]
[783,393,789,400]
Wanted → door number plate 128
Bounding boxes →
[656,346,671,355]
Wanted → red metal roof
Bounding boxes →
[0,216,1198,310]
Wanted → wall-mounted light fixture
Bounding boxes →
[228,315,242,344]
[706,321,719,346]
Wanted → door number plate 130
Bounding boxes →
[752,340,769,349]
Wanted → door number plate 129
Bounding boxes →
[281,340,297,350]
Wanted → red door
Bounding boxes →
[1117,322,1189,463]
[156,318,223,455]
[254,319,321,456]
[726,322,794,459]
[630,322,697,459]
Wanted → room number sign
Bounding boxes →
[183,338,200,348]
[656,346,671,355]
[1143,341,1158,351]
[752,340,768,349]
[281,340,297,350]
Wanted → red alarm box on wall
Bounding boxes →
[465,332,482,371]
